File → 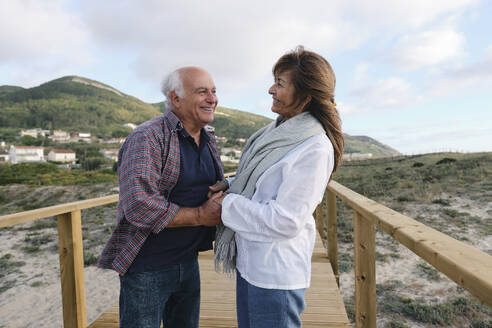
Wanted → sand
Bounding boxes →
[0,222,119,328]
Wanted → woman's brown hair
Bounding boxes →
[273,45,344,175]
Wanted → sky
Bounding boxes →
[1,0,491,154]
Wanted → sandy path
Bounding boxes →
[0,223,119,328]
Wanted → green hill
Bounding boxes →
[345,135,400,157]
[0,85,24,96]
[0,76,159,138]
[152,101,272,140]
[0,75,399,155]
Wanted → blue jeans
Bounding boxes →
[119,257,200,328]
[236,271,306,328]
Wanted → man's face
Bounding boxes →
[174,68,218,129]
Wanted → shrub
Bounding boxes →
[0,280,16,294]
[436,157,457,165]
[384,320,409,328]
[412,162,424,167]
[0,254,25,278]
[30,281,43,287]
[471,319,492,328]
[83,252,98,266]
[22,246,40,253]
[415,262,440,281]
[397,196,413,202]
[432,198,450,206]
[442,208,467,218]
[338,253,354,273]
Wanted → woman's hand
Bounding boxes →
[213,192,228,206]
[207,180,229,198]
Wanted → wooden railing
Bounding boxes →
[0,195,119,328]
[314,181,492,328]
[1,179,491,328]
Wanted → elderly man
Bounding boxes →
[98,67,224,328]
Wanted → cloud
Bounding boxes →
[384,126,492,154]
[0,0,483,104]
[75,0,480,93]
[390,26,466,70]
[0,0,92,87]
[429,43,492,96]
[347,76,425,113]
[347,0,479,29]
[78,1,353,93]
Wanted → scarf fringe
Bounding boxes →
[214,223,236,277]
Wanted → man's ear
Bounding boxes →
[170,90,181,109]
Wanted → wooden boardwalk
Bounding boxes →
[89,234,350,327]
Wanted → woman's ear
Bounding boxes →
[301,95,312,111]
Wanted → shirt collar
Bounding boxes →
[165,110,211,143]
[178,126,210,143]
[164,110,183,132]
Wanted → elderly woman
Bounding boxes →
[213,46,344,328]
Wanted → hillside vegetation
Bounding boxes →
[0,86,24,95]
[0,76,159,138]
[1,75,398,156]
[345,135,399,157]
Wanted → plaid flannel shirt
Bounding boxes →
[97,110,224,275]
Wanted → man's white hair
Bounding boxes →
[161,69,184,110]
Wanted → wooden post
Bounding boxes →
[354,210,376,328]
[326,189,339,286]
[57,210,87,328]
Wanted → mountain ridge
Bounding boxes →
[0,76,399,156]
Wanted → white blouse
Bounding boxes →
[221,133,334,290]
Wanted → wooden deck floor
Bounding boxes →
[88,235,350,327]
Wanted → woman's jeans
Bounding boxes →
[119,257,200,328]
[236,270,306,328]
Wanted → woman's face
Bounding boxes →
[268,70,303,120]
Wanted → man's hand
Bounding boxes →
[207,180,229,198]
[212,192,227,206]
[197,191,223,226]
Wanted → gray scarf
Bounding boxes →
[214,112,325,275]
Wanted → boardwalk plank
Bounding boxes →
[88,234,350,328]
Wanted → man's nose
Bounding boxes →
[205,91,217,103]
[268,85,275,95]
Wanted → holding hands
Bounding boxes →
[207,180,229,205]
[197,191,224,226]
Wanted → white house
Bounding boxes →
[70,132,92,143]
[342,153,374,161]
[123,123,138,130]
[49,130,70,143]
[9,146,44,164]
[221,147,242,158]
[220,155,239,164]
[104,138,126,144]
[47,149,76,164]
[20,128,46,138]
[100,149,119,162]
